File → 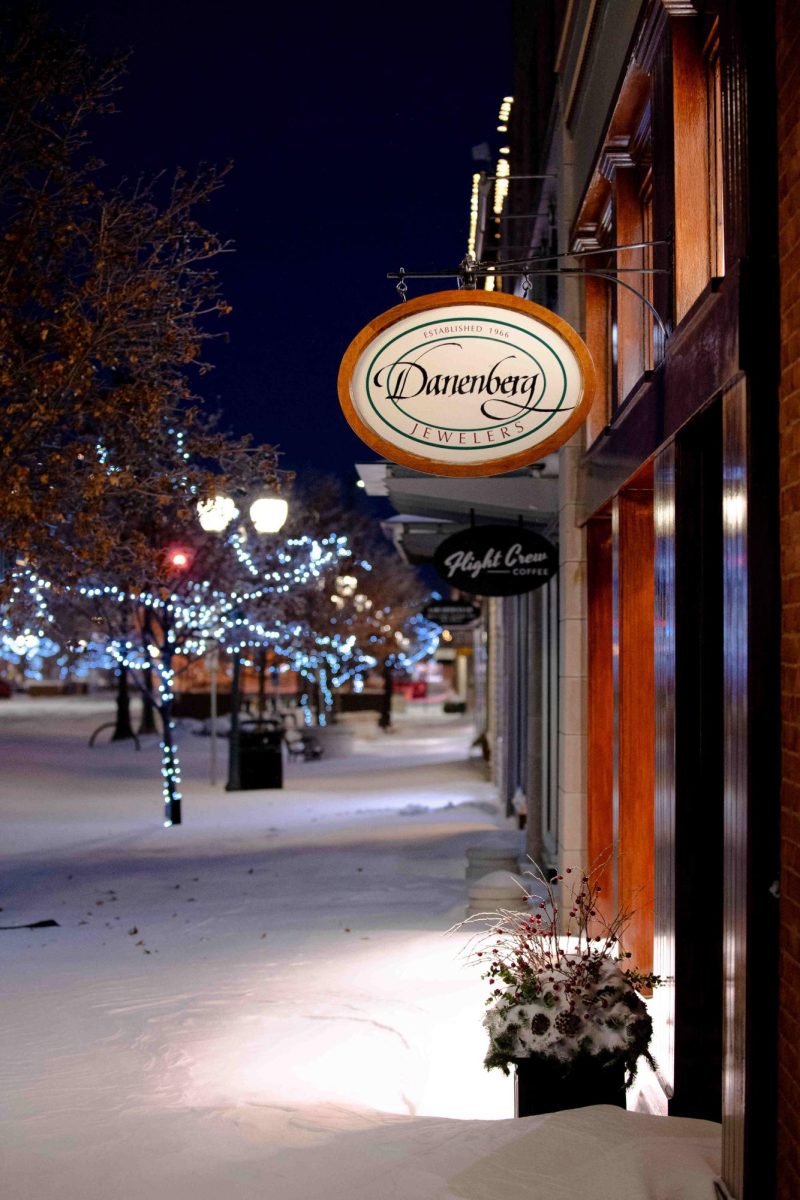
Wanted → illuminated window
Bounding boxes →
[641,172,655,373]
[585,270,613,444]
[615,159,652,406]
[706,26,725,277]
[672,17,726,321]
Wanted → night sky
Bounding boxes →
[50,1,513,482]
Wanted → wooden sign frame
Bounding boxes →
[338,289,596,477]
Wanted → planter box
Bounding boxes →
[173,692,234,719]
[337,693,382,713]
[27,683,65,696]
[466,834,524,881]
[513,1055,627,1117]
[313,723,355,758]
[467,870,530,915]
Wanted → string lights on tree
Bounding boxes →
[1,475,441,822]
[0,530,360,823]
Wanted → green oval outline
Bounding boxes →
[362,315,571,452]
[382,335,548,432]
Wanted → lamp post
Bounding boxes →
[196,490,289,790]
[248,497,289,534]
[196,494,289,535]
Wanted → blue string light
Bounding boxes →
[2,535,441,812]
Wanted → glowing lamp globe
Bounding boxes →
[197,495,238,532]
[249,496,288,533]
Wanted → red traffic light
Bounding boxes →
[166,547,192,570]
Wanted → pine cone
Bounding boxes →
[554,1010,582,1037]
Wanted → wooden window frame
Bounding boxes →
[705,22,725,279]
[615,157,653,409]
[584,263,613,446]
[641,171,655,372]
[672,15,726,323]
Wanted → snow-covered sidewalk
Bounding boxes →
[0,698,721,1199]
[0,698,508,1193]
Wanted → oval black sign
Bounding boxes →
[434,526,557,596]
[423,601,481,627]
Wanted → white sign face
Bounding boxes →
[338,291,595,477]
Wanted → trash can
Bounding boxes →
[235,722,283,790]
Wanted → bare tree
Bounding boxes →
[0,8,242,582]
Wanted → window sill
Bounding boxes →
[669,275,725,354]
[612,369,658,425]
[582,369,658,460]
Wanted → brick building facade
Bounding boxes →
[778,1,800,1194]
[503,2,782,1194]
[363,3,796,1191]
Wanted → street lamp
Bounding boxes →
[196,489,290,791]
[249,497,289,533]
[196,492,288,535]
[197,495,239,532]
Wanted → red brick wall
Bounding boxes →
[778,1,800,1195]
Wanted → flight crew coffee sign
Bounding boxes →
[338,290,595,477]
[434,525,557,597]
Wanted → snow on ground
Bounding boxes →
[0,698,511,1195]
[0,697,721,1199]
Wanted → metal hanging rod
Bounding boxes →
[387,269,470,280]
[493,239,670,268]
[386,240,671,283]
[386,266,666,279]
[393,265,668,276]
[386,253,670,345]
[481,173,558,181]
[528,268,669,345]
[554,266,669,273]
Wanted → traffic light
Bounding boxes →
[166,546,193,571]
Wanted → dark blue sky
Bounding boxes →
[53,2,512,481]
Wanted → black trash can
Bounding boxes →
[513,1055,626,1117]
[234,723,283,790]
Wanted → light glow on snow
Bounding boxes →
[0,698,722,1199]
[173,933,507,1120]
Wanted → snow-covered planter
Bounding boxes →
[455,861,658,1114]
[483,954,652,1077]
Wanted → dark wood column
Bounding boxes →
[613,484,656,974]
[722,379,780,1198]
[587,516,614,901]
[674,403,724,1121]
[653,442,677,1101]
[655,404,725,1122]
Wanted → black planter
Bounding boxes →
[513,1054,627,1117]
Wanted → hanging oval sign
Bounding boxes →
[433,525,557,596]
[423,600,481,626]
[338,290,595,477]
